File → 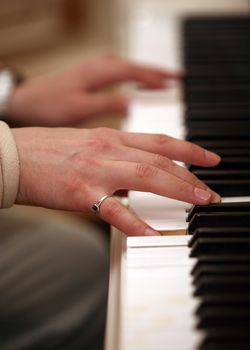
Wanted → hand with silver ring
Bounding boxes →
[12,126,221,236]
[92,195,112,214]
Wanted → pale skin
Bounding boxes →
[8,55,221,236]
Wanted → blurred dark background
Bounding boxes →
[0,0,116,76]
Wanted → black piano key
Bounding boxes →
[197,307,250,329]
[185,109,250,121]
[199,329,250,350]
[191,255,250,276]
[193,140,250,150]
[201,149,250,157]
[185,77,250,87]
[193,265,250,286]
[194,276,250,297]
[193,263,250,285]
[188,227,250,247]
[187,126,250,139]
[188,212,250,235]
[203,180,250,197]
[186,120,250,132]
[193,169,250,180]
[184,86,250,106]
[185,59,250,71]
[183,67,250,80]
[201,328,250,340]
[185,57,250,67]
[187,202,250,222]
[197,295,250,312]
[184,15,250,29]
[200,338,250,350]
[190,238,250,258]
[190,157,250,170]
[187,14,250,21]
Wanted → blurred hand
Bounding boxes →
[8,55,180,127]
[12,127,221,236]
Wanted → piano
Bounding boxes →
[105,1,250,349]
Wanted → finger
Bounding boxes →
[88,193,159,236]
[88,142,220,202]
[118,131,221,167]
[105,144,209,191]
[82,56,181,90]
[106,160,220,205]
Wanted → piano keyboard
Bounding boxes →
[105,1,250,350]
[188,205,250,349]
[184,17,250,348]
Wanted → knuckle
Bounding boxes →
[154,134,171,145]
[185,142,196,157]
[177,181,190,197]
[70,151,100,168]
[191,176,201,188]
[188,142,195,154]
[86,138,116,153]
[153,154,172,170]
[202,147,208,161]
[103,200,122,218]
[127,219,145,235]
[135,163,158,179]
[83,157,101,168]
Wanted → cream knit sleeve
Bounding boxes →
[0,121,20,208]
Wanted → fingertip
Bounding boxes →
[194,187,212,203]
[144,228,161,236]
[194,187,221,205]
[205,150,221,165]
[210,190,222,203]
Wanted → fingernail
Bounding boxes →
[144,228,160,236]
[194,187,212,202]
[205,150,221,163]
[210,191,221,203]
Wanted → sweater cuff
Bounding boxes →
[0,121,20,208]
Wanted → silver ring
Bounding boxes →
[92,195,111,214]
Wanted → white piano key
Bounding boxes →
[126,7,181,70]
[125,89,184,139]
[128,192,189,231]
[222,196,250,203]
[127,235,190,248]
[120,236,202,350]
